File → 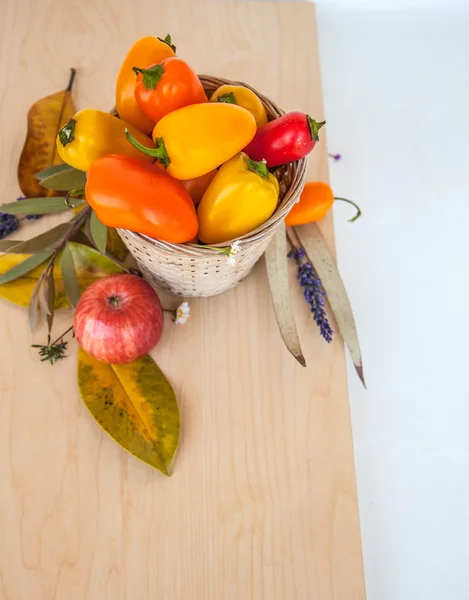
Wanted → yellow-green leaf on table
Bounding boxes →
[0,250,53,286]
[106,228,129,262]
[265,223,306,367]
[78,348,180,475]
[17,69,77,198]
[294,222,365,387]
[0,242,124,308]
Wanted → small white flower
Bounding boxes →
[174,301,190,325]
[226,240,240,266]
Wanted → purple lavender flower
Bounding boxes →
[288,247,333,343]
[17,196,42,220]
[0,213,19,240]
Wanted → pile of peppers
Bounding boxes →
[56,35,327,246]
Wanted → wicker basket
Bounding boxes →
[115,76,307,297]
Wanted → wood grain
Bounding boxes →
[0,1,366,599]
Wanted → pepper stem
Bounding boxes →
[158,34,176,53]
[132,64,165,89]
[246,158,270,180]
[125,129,171,168]
[58,118,77,147]
[334,197,362,222]
[306,115,326,142]
[217,92,238,105]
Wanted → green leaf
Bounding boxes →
[0,242,124,308]
[89,211,108,253]
[4,223,71,254]
[265,223,306,367]
[78,349,180,475]
[46,268,56,334]
[39,166,86,191]
[0,240,23,253]
[294,223,365,387]
[60,244,81,307]
[28,274,43,332]
[35,163,71,181]
[0,250,54,285]
[0,197,70,215]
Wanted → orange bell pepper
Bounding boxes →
[116,35,176,134]
[85,155,198,243]
[125,103,257,180]
[133,57,207,124]
[285,181,361,226]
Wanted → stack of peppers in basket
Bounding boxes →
[56,35,326,247]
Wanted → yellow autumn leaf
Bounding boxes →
[0,242,124,308]
[78,348,180,475]
[17,69,76,198]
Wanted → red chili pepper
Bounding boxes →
[243,112,325,167]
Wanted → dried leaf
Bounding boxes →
[265,223,306,367]
[4,223,71,254]
[39,166,86,191]
[89,211,108,253]
[0,242,124,308]
[60,244,81,307]
[78,348,180,475]
[0,196,71,216]
[295,223,365,386]
[18,69,76,198]
[0,250,54,286]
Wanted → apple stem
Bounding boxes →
[108,295,122,308]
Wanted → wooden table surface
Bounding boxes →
[0,1,365,599]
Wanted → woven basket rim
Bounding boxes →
[116,74,307,256]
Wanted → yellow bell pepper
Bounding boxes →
[116,35,176,133]
[197,152,279,245]
[126,103,257,180]
[56,109,155,172]
[210,84,268,127]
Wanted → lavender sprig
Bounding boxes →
[0,213,19,240]
[288,246,333,343]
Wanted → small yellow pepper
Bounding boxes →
[210,84,268,127]
[56,109,155,172]
[116,35,176,133]
[126,103,257,180]
[197,152,279,245]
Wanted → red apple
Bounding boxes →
[74,274,164,364]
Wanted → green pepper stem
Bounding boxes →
[125,129,171,168]
[246,158,270,180]
[217,92,238,105]
[158,34,176,53]
[58,118,77,147]
[306,115,326,142]
[334,197,362,222]
[132,64,165,89]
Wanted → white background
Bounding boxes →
[313,0,469,598]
